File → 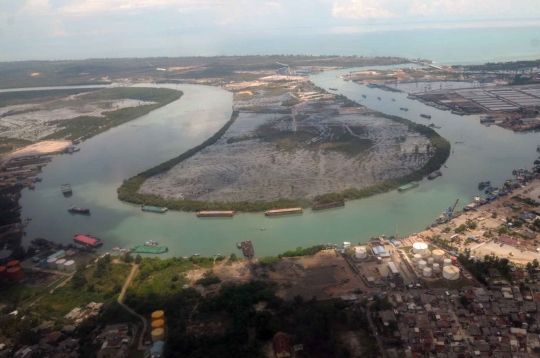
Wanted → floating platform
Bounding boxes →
[196,210,235,217]
[265,208,303,216]
[73,234,103,247]
[130,245,168,254]
[398,182,419,192]
[241,240,254,258]
[312,200,345,211]
[141,205,168,213]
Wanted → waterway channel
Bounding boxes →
[18,67,540,258]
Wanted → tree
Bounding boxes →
[460,295,470,307]
[72,271,87,289]
[534,259,539,268]
[135,254,142,264]
[229,253,237,261]
[124,254,133,263]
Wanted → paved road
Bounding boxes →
[118,265,148,351]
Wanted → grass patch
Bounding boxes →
[0,88,98,107]
[0,137,33,155]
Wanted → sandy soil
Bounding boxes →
[7,140,71,158]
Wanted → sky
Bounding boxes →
[1,0,540,61]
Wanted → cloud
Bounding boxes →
[332,0,395,19]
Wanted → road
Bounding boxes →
[118,264,148,351]
[365,305,388,358]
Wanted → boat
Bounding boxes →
[196,210,235,217]
[29,184,35,190]
[260,228,266,231]
[61,184,72,195]
[241,240,254,258]
[362,95,367,98]
[391,98,396,101]
[141,205,168,213]
[192,253,201,257]
[463,204,477,212]
[144,240,159,246]
[377,97,381,100]
[427,171,442,180]
[484,186,492,194]
[329,87,338,91]
[130,245,168,254]
[68,206,90,214]
[399,107,409,111]
[312,200,345,210]
[420,114,432,119]
[478,181,491,189]
[33,177,42,183]
[265,208,303,216]
[398,182,419,192]
[474,196,480,203]
[73,234,103,247]
[236,242,242,249]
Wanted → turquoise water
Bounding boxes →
[18,66,540,258]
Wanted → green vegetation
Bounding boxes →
[0,137,32,155]
[0,88,98,107]
[280,245,326,258]
[42,87,182,141]
[324,131,373,157]
[195,270,222,287]
[458,249,512,284]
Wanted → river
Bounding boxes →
[18,68,540,258]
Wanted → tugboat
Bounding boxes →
[68,206,90,214]
[420,114,432,119]
[427,171,442,180]
[61,184,72,195]
[478,181,491,189]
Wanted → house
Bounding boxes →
[273,332,291,358]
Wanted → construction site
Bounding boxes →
[139,80,433,203]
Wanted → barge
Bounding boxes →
[61,184,72,195]
[130,245,168,254]
[312,200,345,211]
[241,240,254,258]
[329,87,338,91]
[265,207,303,216]
[141,205,168,213]
[68,206,90,214]
[420,114,432,119]
[398,182,419,192]
[196,210,235,217]
[73,234,103,247]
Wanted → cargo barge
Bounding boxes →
[196,210,235,217]
[241,240,254,258]
[312,200,345,211]
[68,206,90,214]
[130,245,168,254]
[73,234,103,247]
[265,207,303,216]
[420,114,432,119]
[141,205,168,213]
[398,182,419,192]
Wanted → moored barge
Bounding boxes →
[398,182,419,192]
[241,240,254,258]
[312,200,345,211]
[68,206,90,214]
[73,234,103,247]
[61,184,72,195]
[141,205,168,213]
[196,210,235,217]
[265,208,303,216]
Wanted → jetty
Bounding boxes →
[141,205,168,213]
[241,240,254,259]
[130,245,168,254]
[196,210,235,217]
[312,200,345,211]
[265,208,303,216]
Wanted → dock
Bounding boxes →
[196,210,235,217]
[265,207,303,216]
[241,240,254,258]
[312,200,345,211]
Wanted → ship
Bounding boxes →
[329,87,338,91]
[141,205,168,213]
[420,114,432,119]
[130,245,168,254]
[68,206,90,214]
[399,107,409,111]
[61,184,72,195]
[377,97,381,100]
[391,98,396,101]
[478,181,491,189]
[398,182,419,192]
[312,200,345,211]
[463,204,477,212]
[427,171,442,180]
[265,208,303,216]
[73,234,103,247]
[196,210,235,217]
[362,95,367,98]
[144,240,159,246]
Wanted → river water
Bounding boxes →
[18,68,540,258]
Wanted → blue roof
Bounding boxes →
[390,239,399,246]
[151,341,165,354]
[372,245,386,255]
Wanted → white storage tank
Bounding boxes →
[355,248,367,259]
[47,257,57,268]
[64,260,75,271]
[423,267,432,277]
[432,249,445,261]
[56,259,66,270]
[427,258,434,265]
[418,260,427,269]
[433,263,441,272]
[412,242,428,255]
[443,259,452,267]
[413,254,422,262]
[443,266,460,280]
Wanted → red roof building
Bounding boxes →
[273,332,291,358]
[73,234,103,247]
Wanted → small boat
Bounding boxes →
[144,240,159,246]
[377,97,381,100]
[427,171,442,180]
[478,181,491,189]
[236,242,242,249]
[420,114,432,119]
[362,95,367,98]
[399,107,409,111]
[33,177,42,183]
[29,184,35,190]
[391,98,396,101]
[484,186,492,194]
[329,87,338,91]
[68,206,90,214]
[474,196,480,203]
[192,253,201,257]
[112,247,120,251]
[260,228,266,231]
[61,184,72,195]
